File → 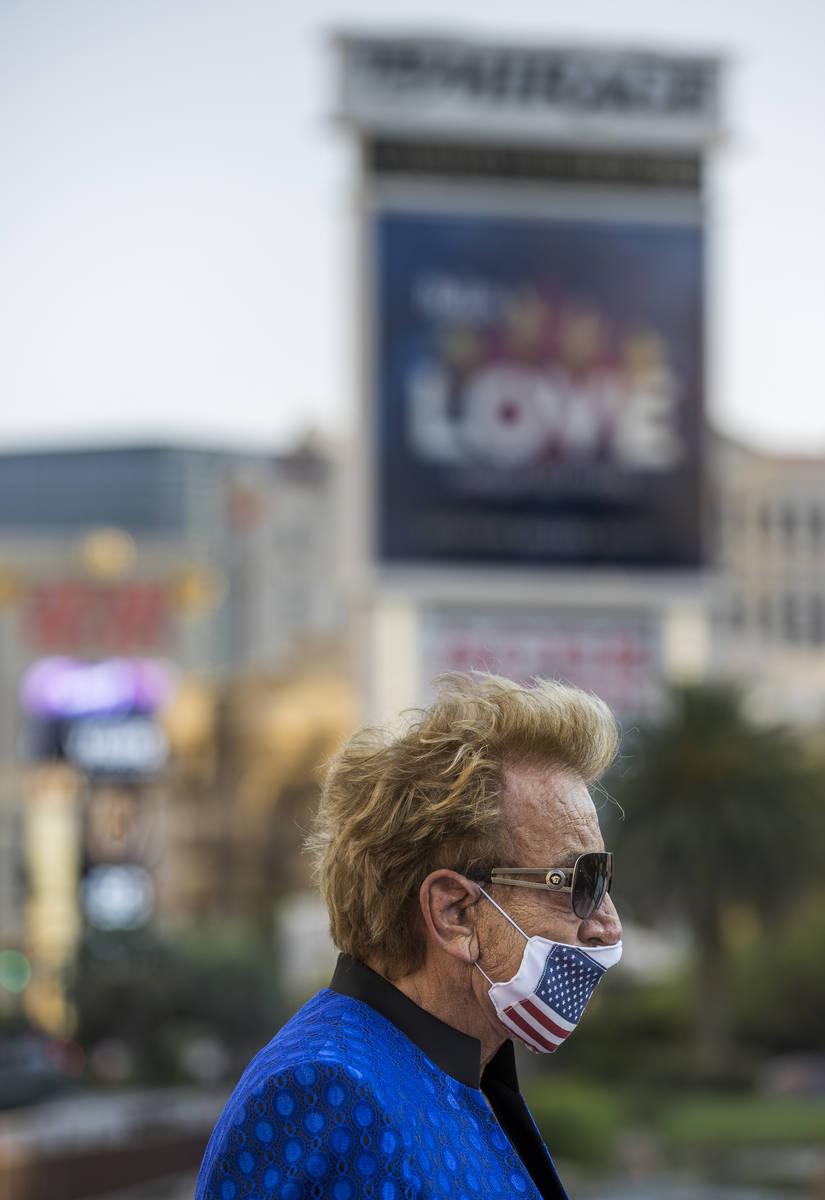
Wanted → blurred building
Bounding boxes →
[710,434,825,723]
[0,441,341,677]
[0,439,350,1035]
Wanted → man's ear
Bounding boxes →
[419,869,481,965]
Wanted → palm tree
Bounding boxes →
[607,682,823,1069]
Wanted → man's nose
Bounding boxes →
[579,891,622,947]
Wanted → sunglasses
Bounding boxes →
[470,851,613,919]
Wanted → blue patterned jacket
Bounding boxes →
[196,956,568,1200]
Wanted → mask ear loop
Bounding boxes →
[473,885,530,984]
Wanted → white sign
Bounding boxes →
[421,607,662,717]
[82,864,154,931]
[338,35,720,147]
[408,356,682,471]
[64,716,168,775]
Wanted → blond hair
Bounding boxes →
[308,673,617,978]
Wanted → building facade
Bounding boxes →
[711,434,825,723]
[0,440,348,1034]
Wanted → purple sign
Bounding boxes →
[20,657,176,720]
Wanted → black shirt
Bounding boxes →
[329,954,567,1200]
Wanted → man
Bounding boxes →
[197,673,622,1200]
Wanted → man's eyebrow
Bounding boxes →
[549,853,579,869]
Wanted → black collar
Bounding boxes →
[329,953,519,1091]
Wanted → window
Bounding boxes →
[781,503,797,545]
[782,593,800,642]
[729,594,746,631]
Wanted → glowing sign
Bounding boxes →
[64,716,168,775]
[20,657,176,720]
[0,950,31,994]
[81,864,154,931]
[24,579,169,653]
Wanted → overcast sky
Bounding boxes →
[2,0,824,455]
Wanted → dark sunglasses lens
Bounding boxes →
[571,852,612,919]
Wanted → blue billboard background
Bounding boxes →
[375,211,704,567]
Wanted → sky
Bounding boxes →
[2,0,825,456]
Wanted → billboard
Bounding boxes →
[20,657,174,779]
[375,211,703,567]
[337,35,720,149]
[20,656,176,720]
[420,607,662,718]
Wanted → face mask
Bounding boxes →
[475,887,622,1053]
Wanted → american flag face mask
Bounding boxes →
[475,887,622,1054]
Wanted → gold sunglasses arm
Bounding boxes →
[489,867,573,894]
[488,878,573,893]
